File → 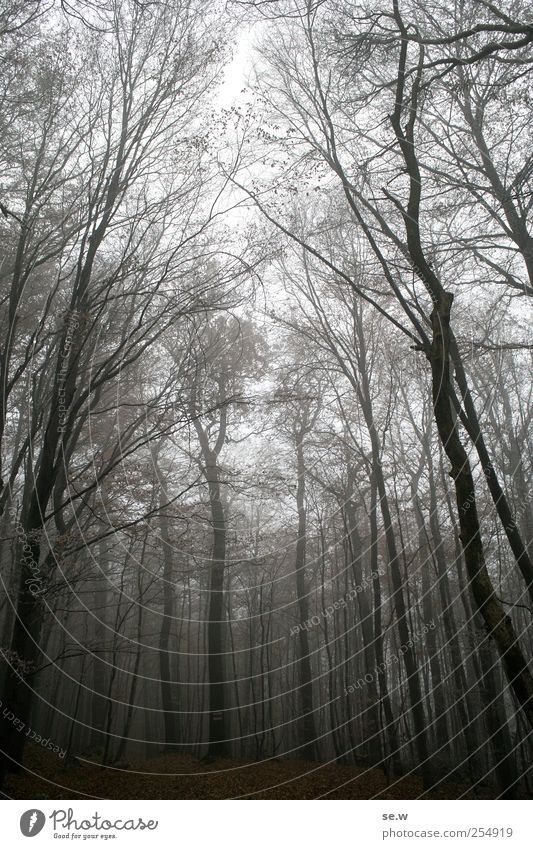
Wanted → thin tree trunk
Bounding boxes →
[369,476,401,777]
[158,503,180,750]
[293,431,318,759]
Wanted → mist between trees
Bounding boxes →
[289,565,386,635]
[0,0,532,800]
[344,620,436,694]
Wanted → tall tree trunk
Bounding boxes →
[430,292,533,731]
[205,454,227,758]
[344,485,382,767]
[353,310,432,787]
[426,452,484,783]
[369,476,401,777]
[91,540,109,752]
[388,2,533,733]
[411,482,449,766]
[318,520,343,760]
[476,618,520,799]
[114,594,144,764]
[293,432,318,759]
[158,503,180,750]
[0,506,45,780]
[193,401,229,760]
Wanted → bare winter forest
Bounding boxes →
[0,0,532,801]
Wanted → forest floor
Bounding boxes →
[3,743,503,800]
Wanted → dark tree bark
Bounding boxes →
[430,291,533,731]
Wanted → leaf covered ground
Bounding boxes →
[3,743,503,800]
